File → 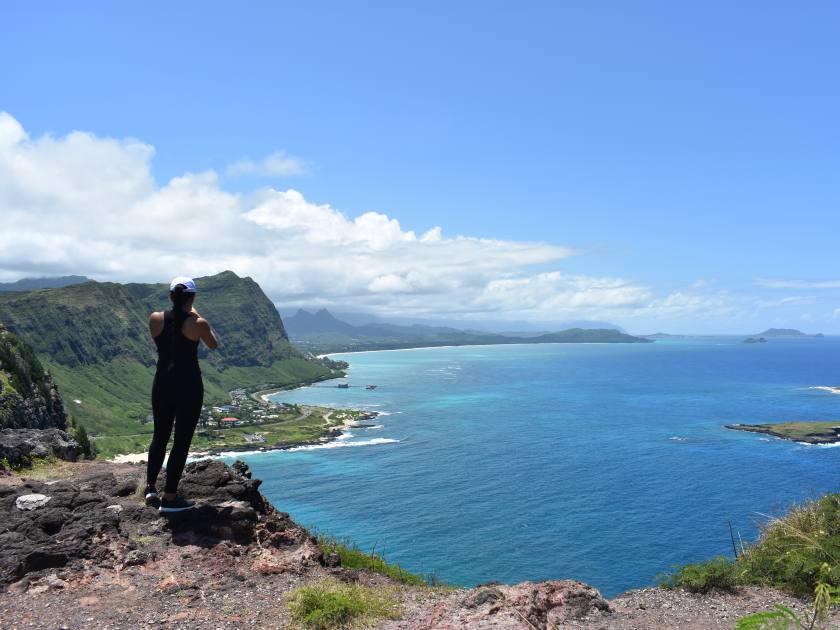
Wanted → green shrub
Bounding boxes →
[661,494,840,599]
[737,494,840,596]
[286,579,400,629]
[660,556,738,593]
[68,415,96,460]
[318,535,430,586]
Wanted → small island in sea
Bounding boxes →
[726,421,840,444]
[752,328,825,338]
[743,337,767,344]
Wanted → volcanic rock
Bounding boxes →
[0,428,80,469]
[0,458,321,587]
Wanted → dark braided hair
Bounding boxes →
[168,284,191,371]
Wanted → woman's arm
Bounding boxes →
[189,309,219,349]
[148,311,164,339]
[197,319,219,349]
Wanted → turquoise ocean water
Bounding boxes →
[224,339,840,597]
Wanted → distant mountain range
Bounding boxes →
[279,307,625,334]
[284,308,649,353]
[0,275,91,292]
[644,327,825,340]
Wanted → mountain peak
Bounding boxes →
[286,308,356,334]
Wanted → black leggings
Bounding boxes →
[146,370,203,493]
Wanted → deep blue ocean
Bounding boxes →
[224,339,840,597]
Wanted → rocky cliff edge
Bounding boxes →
[0,459,829,630]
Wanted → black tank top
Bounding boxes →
[154,310,200,374]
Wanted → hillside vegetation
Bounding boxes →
[0,325,67,430]
[0,272,338,451]
[662,493,840,597]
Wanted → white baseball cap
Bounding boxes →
[169,276,197,293]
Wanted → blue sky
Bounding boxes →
[2,2,839,333]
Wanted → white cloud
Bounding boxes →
[0,112,587,318]
[226,150,308,177]
[2,112,804,329]
[754,278,840,289]
[475,273,654,313]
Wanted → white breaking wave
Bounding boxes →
[808,386,840,395]
[204,449,266,459]
[287,438,400,452]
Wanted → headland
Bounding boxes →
[726,421,840,444]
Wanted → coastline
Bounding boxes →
[250,373,346,403]
[315,339,658,359]
[109,371,357,465]
[110,408,379,464]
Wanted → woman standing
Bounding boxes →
[145,276,218,512]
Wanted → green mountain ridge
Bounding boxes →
[0,272,337,449]
[0,271,297,369]
[0,275,91,292]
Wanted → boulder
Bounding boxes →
[14,494,51,511]
[0,428,80,469]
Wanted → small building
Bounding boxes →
[220,417,240,426]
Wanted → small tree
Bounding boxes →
[74,422,94,459]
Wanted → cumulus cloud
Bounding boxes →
[226,150,308,177]
[0,112,771,326]
[0,112,586,317]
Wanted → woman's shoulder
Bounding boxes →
[148,310,166,338]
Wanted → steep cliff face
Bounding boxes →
[0,326,67,431]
